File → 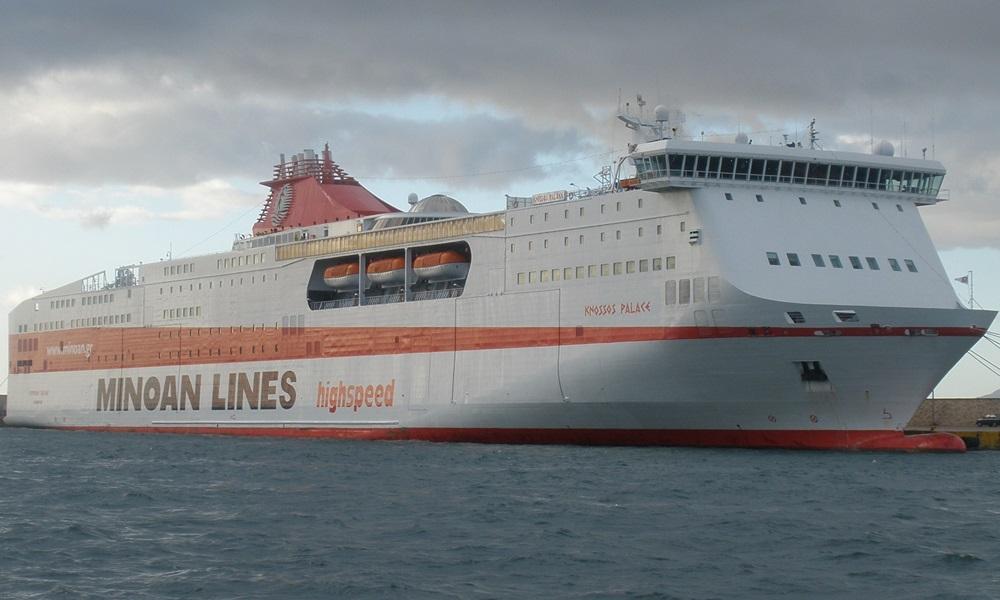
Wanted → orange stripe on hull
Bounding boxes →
[10,324,986,375]
[54,425,966,452]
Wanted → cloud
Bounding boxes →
[0,1,998,247]
[0,179,260,227]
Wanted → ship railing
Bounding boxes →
[309,298,359,310]
[410,288,463,301]
[363,292,405,306]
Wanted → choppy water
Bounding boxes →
[1,428,999,599]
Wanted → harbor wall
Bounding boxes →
[907,397,1000,450]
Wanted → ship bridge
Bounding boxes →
[630,140,946,205]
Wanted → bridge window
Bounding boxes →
[866,257,880,270]
[763,159,779,181]
[708,156,721,177]
[828,164,843,185]
[812,254,825,267]
[829,255,843,268]
[766,252,781,266]
[849,256,863,269]
[787,253,801,266]
[904,259,918,273]
[888,258,901,272]
[720,157,735,179]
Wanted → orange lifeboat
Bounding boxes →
[413,249,470,282]
[323,261,360,290]
[366,256,406,286]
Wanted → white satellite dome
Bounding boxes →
[410,194,469,214]
[654,105,670,122]
[734,132,750,144]
[874,140,895,156]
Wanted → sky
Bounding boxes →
[1,0,998,397]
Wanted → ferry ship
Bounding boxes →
[6,107,995,451]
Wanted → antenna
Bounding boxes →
[807,119,821,150]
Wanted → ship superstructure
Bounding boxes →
[6,111,994,450]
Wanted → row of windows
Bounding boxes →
[516,256,677,284]
[665,276,722,305]
[635,153,944,196]
[766,252,918,272]
[510,197,646,227]
[217,253,266,271]
[164,263,196,276]
[159,273,273,295]
[36,320,64,331]
[15,338,37,352]
[49,293,116,310]
[510,222,682,254]
[71,314,132,328]
[162,306,202,320]
[726,192,905,213]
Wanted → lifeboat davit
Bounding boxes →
[413,249,470,282]
[367,256,406,286]
[323,262,360,290]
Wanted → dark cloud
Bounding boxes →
[1,0,999,246]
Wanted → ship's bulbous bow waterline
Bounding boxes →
[6,135,995,452]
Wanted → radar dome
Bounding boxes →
[410,194,469,214]
[874,140,895,157]
[654,105,670,122]
[735,132,750,145]
[407,192,419,206]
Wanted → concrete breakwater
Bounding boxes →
[907,397,1000,449]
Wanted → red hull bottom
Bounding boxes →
[53,426,966,452]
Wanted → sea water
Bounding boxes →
[1,428,998,599]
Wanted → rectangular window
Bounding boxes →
[707,156,721,178]
[564,267,573,280]
[601,264,610,276]
[551,269,561,281]
[829,255,843,269]
[707,276,721,303]
[811,254,825,267]
[528,272,536,283]
[656,225,662,235]
[588,265,597,278]
[833,199,842,207]
[638,227,643,237]
[652,257,662,271]
[576,266,585,279]
[849,256,863,269]
[615,230,621,240]
[613,262,623,275]
[865,257,880,270]
[767,252,781,266]
[840,165,854,187]
[665,280,677,305]
[639,259,648,272]
[579,235,584,244]
[692,277,706,303]
[678,279,691,304]
[540,270,550,282]
[725,192,733,201]
[755,194,764,203]
[720,156,735,178]
[904,259,918,273]
[799,196,807,205]
[888,258,901,272]
[626,261,636,273]
[787,253,801,267]
[665,256,676,270]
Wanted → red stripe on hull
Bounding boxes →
[53,425,965,452]
[9,324,988,375]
